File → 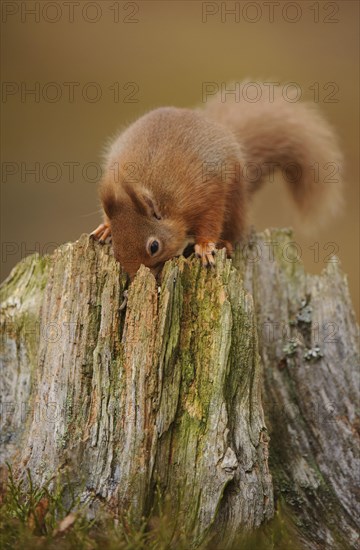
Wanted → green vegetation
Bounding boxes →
[0,465,304,550]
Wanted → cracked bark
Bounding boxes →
[0,230,359,548]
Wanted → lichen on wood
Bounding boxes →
[0,230,359,549]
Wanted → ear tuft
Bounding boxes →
[143,194,162,220]
[99,180,121,219]
[123,184,161,219]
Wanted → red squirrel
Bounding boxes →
[91,82,342,280]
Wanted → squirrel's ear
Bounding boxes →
[143,194,162,220]
[124,184,162,220]
[100,182,121,219]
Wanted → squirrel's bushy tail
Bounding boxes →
[202,81,343,223]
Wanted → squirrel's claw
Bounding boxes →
[219,240,233,257]
[90,222,112,243]
[119,290,128,311]
[194,242,216,268]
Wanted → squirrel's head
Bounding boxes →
[100,181,188,280]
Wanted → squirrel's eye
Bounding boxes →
[149,240,159,255]
[146,237,161,257]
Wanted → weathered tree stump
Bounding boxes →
[1,230,359,548]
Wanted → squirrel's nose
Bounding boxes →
[150,264,163,279]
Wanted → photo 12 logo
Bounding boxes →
[201,81,340,104]
[201,2,340,24]
[1,81,140,104]
[1,1,140,24]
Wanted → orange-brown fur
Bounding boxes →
[92,83,342,279]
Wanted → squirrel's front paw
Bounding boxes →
[90,222,112,243]
[194,242,216,268]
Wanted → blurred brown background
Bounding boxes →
[1,0,359,318]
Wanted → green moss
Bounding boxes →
[0,253,51,303]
